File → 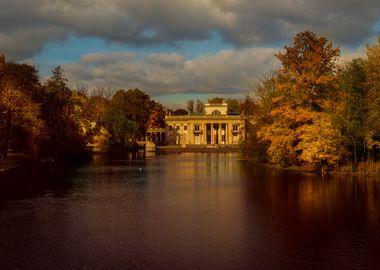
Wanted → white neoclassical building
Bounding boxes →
[165,101,246,147]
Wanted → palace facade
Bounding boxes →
[165,101,246,146]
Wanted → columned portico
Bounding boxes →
[165,101,246,147]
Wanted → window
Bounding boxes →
[194,124,200,131]
[184,125,187,131]
[169,125,172,131]
[176,126,180,131]
[232,124,239,131]
[212,110,221,115]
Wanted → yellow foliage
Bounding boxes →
[296,113,344,166]
[258,32,343,168]
[93,127,111,152]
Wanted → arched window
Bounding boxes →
[212,110,221,115]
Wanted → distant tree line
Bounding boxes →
[0,57,165,162]
[241,31,380,174]
[0,52,244,163]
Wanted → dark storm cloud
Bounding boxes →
[0,0,379,60]
[219,0,380,46]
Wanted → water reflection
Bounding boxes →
[1,153,380,269]
[239,167,380,269]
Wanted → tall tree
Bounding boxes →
[338,58,367,164]
[240,76,277,163]
[105,88,157,148]
[40,66,87,161]
[0,55,44,159]
[364,37,380,157]
[259,31,344,169]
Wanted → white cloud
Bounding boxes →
[62,48,280,98]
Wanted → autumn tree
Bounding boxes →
[146,102,165,128]
[259,31,344,169]
[84,95,109,125]
[0,55,45,159]
[79,94,109,149]
[363,37,380,158]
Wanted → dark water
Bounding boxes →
[1,153,380,270]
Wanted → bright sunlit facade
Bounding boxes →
[165,101,246,146]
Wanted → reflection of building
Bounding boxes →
[165,101,246,146]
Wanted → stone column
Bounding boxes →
[211,123,214,145]
[202,123,206,144]
[221,123,225,145]
[227,123,232,144]
[217,123,221,145]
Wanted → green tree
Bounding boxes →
[40,66,87,161]
[208,97,224,104]
[240,75,277,163]
[226,99,240,114]
[105,88,157,148]
[338,58,367,164]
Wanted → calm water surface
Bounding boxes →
[1,153,380,269]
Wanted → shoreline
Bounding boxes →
[4,151,380,177]
[245,159,380,177]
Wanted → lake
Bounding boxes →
[1,152,380,269]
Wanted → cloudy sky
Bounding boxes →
[1,0,379,108]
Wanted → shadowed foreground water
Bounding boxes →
[1,152,380,269]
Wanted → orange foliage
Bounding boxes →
[259,31,343,168]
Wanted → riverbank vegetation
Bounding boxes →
[241,31,380,174]
[0,55,165,163]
